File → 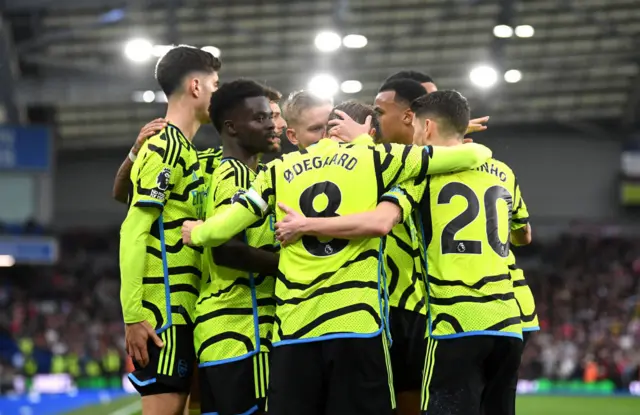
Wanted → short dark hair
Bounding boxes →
[155,45,222,97]
[384,70,434,85]
[208,79,268,132]
[378,78,427,106]
[411,90,470,137]
[328,100,382,141]
[264,86,282,103]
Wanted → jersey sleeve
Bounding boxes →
[511,180,530,230]
[240,160,278,218]
[380,177,427,223]
[373,143,430,193]
[130,134,181,210]
[211,160,253,214]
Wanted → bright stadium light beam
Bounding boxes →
[308,74,339,99]
[152,44,173,58]
[469,65,499,89]
[124,38,153,63]
[341,80,363,94]
[314,31,342,52]
[201,46,221,58]
[504,69,522,83]
[493,25,513,38]
[343,34,368,49]
[0,255,15,267]
[515,25,535,38]
[142,90,156,103]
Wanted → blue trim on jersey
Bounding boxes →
[273,328,383,347]
[198,350,258,368]
[523,326,540,332]
[128,373,156,387]
[246,231,261,354]
[135,199,164,207]
[156,215,172,334]
[416,211,433,337]
[377,238,392,346]
[432,330,523,340]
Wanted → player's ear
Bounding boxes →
[224,120,236,136]
[285,128,298,146]
[368,127,377,138]
[190,77,201,98]
[402,108,413,125]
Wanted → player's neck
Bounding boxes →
[433,136,461,147]
[221,136,260,171]
[165,101,201,142]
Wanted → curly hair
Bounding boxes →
[208,79,268,132]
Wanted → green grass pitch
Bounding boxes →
[65,394,640,415]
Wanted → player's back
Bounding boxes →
[128,124,206,329]
[267,138,427,344]
[419,157,522,339]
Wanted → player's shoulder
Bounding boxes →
[198,147,223,160]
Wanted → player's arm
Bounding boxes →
[184,164,277,247]
[510,181,532,246]
[120,141,174,366]
[376,143,492,191]
[112,119,167,203]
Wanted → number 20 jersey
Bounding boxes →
[394,158,528,340]
[243,139,431,345]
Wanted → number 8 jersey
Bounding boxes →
[392,157,528,340]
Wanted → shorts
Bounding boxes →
[421,335,522,415]
[268,335,394,415]
[200,352,269,415]
[388,306,427,393]
[128,325,196,396]
[492,331,534,415]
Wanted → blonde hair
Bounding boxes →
[282,90,333,125]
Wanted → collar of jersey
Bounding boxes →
[166,122,195,150]
[220,156,257,173]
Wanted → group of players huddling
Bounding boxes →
[114,45,539,415]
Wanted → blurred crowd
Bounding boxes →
[1,229,639,392]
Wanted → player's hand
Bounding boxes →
[466,116,489,135]
[181,220,203,245]
[133,118,168,155]
[125,321,164,368]
[275,203,307,246]
[327,110,372,142]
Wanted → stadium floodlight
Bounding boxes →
[469,65,498,89]
[201,46,221,58]
[314,31,342,52]
[504,69,522,83]
[0,255,15,267]
[493,25,513,38]
[308,74,339,98]
[142,91,156,103]
[341,80,363,94]
[515,25,535,38]
[124,38,153,63]
[343,34,368,49]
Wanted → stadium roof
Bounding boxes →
[2,0,640,149]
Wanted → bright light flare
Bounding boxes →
[341,80,363,94]
[201,46,221,57]
[0,255,15,267]
[142,91,156,103]
[124,38,153,63]
[470,65,499,89]
[493,25,513,38]
[343,34,368,49]
[314,31,342,52]
[515,25,535,38]
[504,69,522,83]
[308,74,339,99]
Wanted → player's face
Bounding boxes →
[194,71,220,124]
[270,101,287,137]
[374,91,413,145]
[236,96,277,154]
[286,104,332,149]
[422,82,438,93]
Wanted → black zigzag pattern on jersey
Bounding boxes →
[277,303,382,341]
[429,292,515,306]
[397,271,422,311]
[513,280,529,287]
[195,274,271,305]
[275,281,378,306]
[275,249,379,290]
[196,331,255,360]
[431,313,464,333]
[168,178,205,202]
[427,273,511,290]
[515,297,538,323]
[142,300,164,330]
[485,316,522,331]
